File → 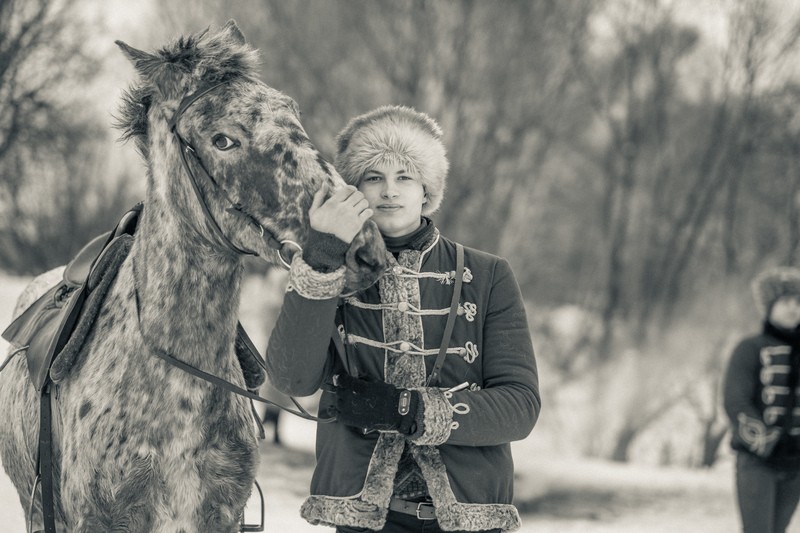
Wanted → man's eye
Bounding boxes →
[212,134,239,151]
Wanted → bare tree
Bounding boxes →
[0,0,133,274]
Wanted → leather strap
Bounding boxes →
[331,324,356,377]
[144,339,331,423]
[388,497,436,520]
[425,243,464,387]
[38,386,56,533]
[169,81,285,257]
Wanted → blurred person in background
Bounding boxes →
[265,105,540,533]
[724,267,800,533]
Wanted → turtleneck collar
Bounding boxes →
[764,320,800,347]
[383,217,436,254]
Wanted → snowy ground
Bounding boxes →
[1,273,800,532]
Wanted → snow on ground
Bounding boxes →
[1,272,800,532]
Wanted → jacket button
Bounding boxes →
[397,302,409,312]
[399,341,411,353]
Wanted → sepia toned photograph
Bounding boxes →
[0,1,799,532]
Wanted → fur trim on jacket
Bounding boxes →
[270,231,540,532]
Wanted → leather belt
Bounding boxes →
[389,497,436,520]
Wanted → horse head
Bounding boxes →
[114,20,386,291]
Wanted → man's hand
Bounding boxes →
[332,374,420,434]
[309,183,373,244]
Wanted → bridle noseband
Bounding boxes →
[168,81,301,268]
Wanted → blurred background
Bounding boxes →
[2,0,800,530]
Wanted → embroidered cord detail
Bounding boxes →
[463,342,479,363]
[345,297,448,317]
[738,413,782,456]
[764,406,787,425]
[458,302,477,322]
[763,385,791,405]
[761,365,791,385]
[442,390,471,430]
[388,265,473,284]
[346,334,465,357]
[346,297,479,323]
[760,346,792,367]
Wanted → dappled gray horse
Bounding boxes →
[0,21,385,532]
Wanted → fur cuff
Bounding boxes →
[301,496,387,530]
[409,387,453,445]
[287,254,346,300]
[436,502,521,532]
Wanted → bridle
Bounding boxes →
[131,81,332,424]
[167,80,302,268]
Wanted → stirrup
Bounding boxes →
[239,480,265,532]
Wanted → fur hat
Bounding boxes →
[752,267,800,316]
[334,106,449,215]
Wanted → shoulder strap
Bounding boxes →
[426,243,464,387]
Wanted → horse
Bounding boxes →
[0,21,385,532]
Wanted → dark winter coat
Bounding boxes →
[266,229,540,532]
[723,322,800,468]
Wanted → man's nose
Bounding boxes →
[382,181,398,198]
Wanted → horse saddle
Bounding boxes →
[2,205,142,391]
[2,203,266,392]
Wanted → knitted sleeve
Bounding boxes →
[302,227,349,273]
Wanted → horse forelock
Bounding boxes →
[114,23,260,158]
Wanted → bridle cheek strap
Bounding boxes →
[168,81,291,260]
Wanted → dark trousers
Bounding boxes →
[736,452,800,533]
[336,510,501,533]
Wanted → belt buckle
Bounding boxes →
[415,502,434,520]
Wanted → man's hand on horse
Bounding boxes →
[309,183,373,244]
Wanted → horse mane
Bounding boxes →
[114,25,261,158]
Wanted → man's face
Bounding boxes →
[358,161,427,238]
[770,295,800,329]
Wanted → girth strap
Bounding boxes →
[38,385,56,533]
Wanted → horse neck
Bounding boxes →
[130,196,244,366]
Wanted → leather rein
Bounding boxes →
[133,81,331,424]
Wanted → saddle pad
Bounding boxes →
[1,235,133,391]
[50,235,133,384]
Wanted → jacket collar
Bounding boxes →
[764,321,800,347]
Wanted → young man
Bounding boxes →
[266,106,540,532]
[724,267,800,533]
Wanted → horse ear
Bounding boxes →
[222,20,246,45]
[116,40,158,75]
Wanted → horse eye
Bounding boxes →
[212,134,239,151]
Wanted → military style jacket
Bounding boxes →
[724,322,800,467]
[266,229,540,532]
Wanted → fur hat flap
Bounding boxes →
[335,106,449,215]
[752,267,800,315]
